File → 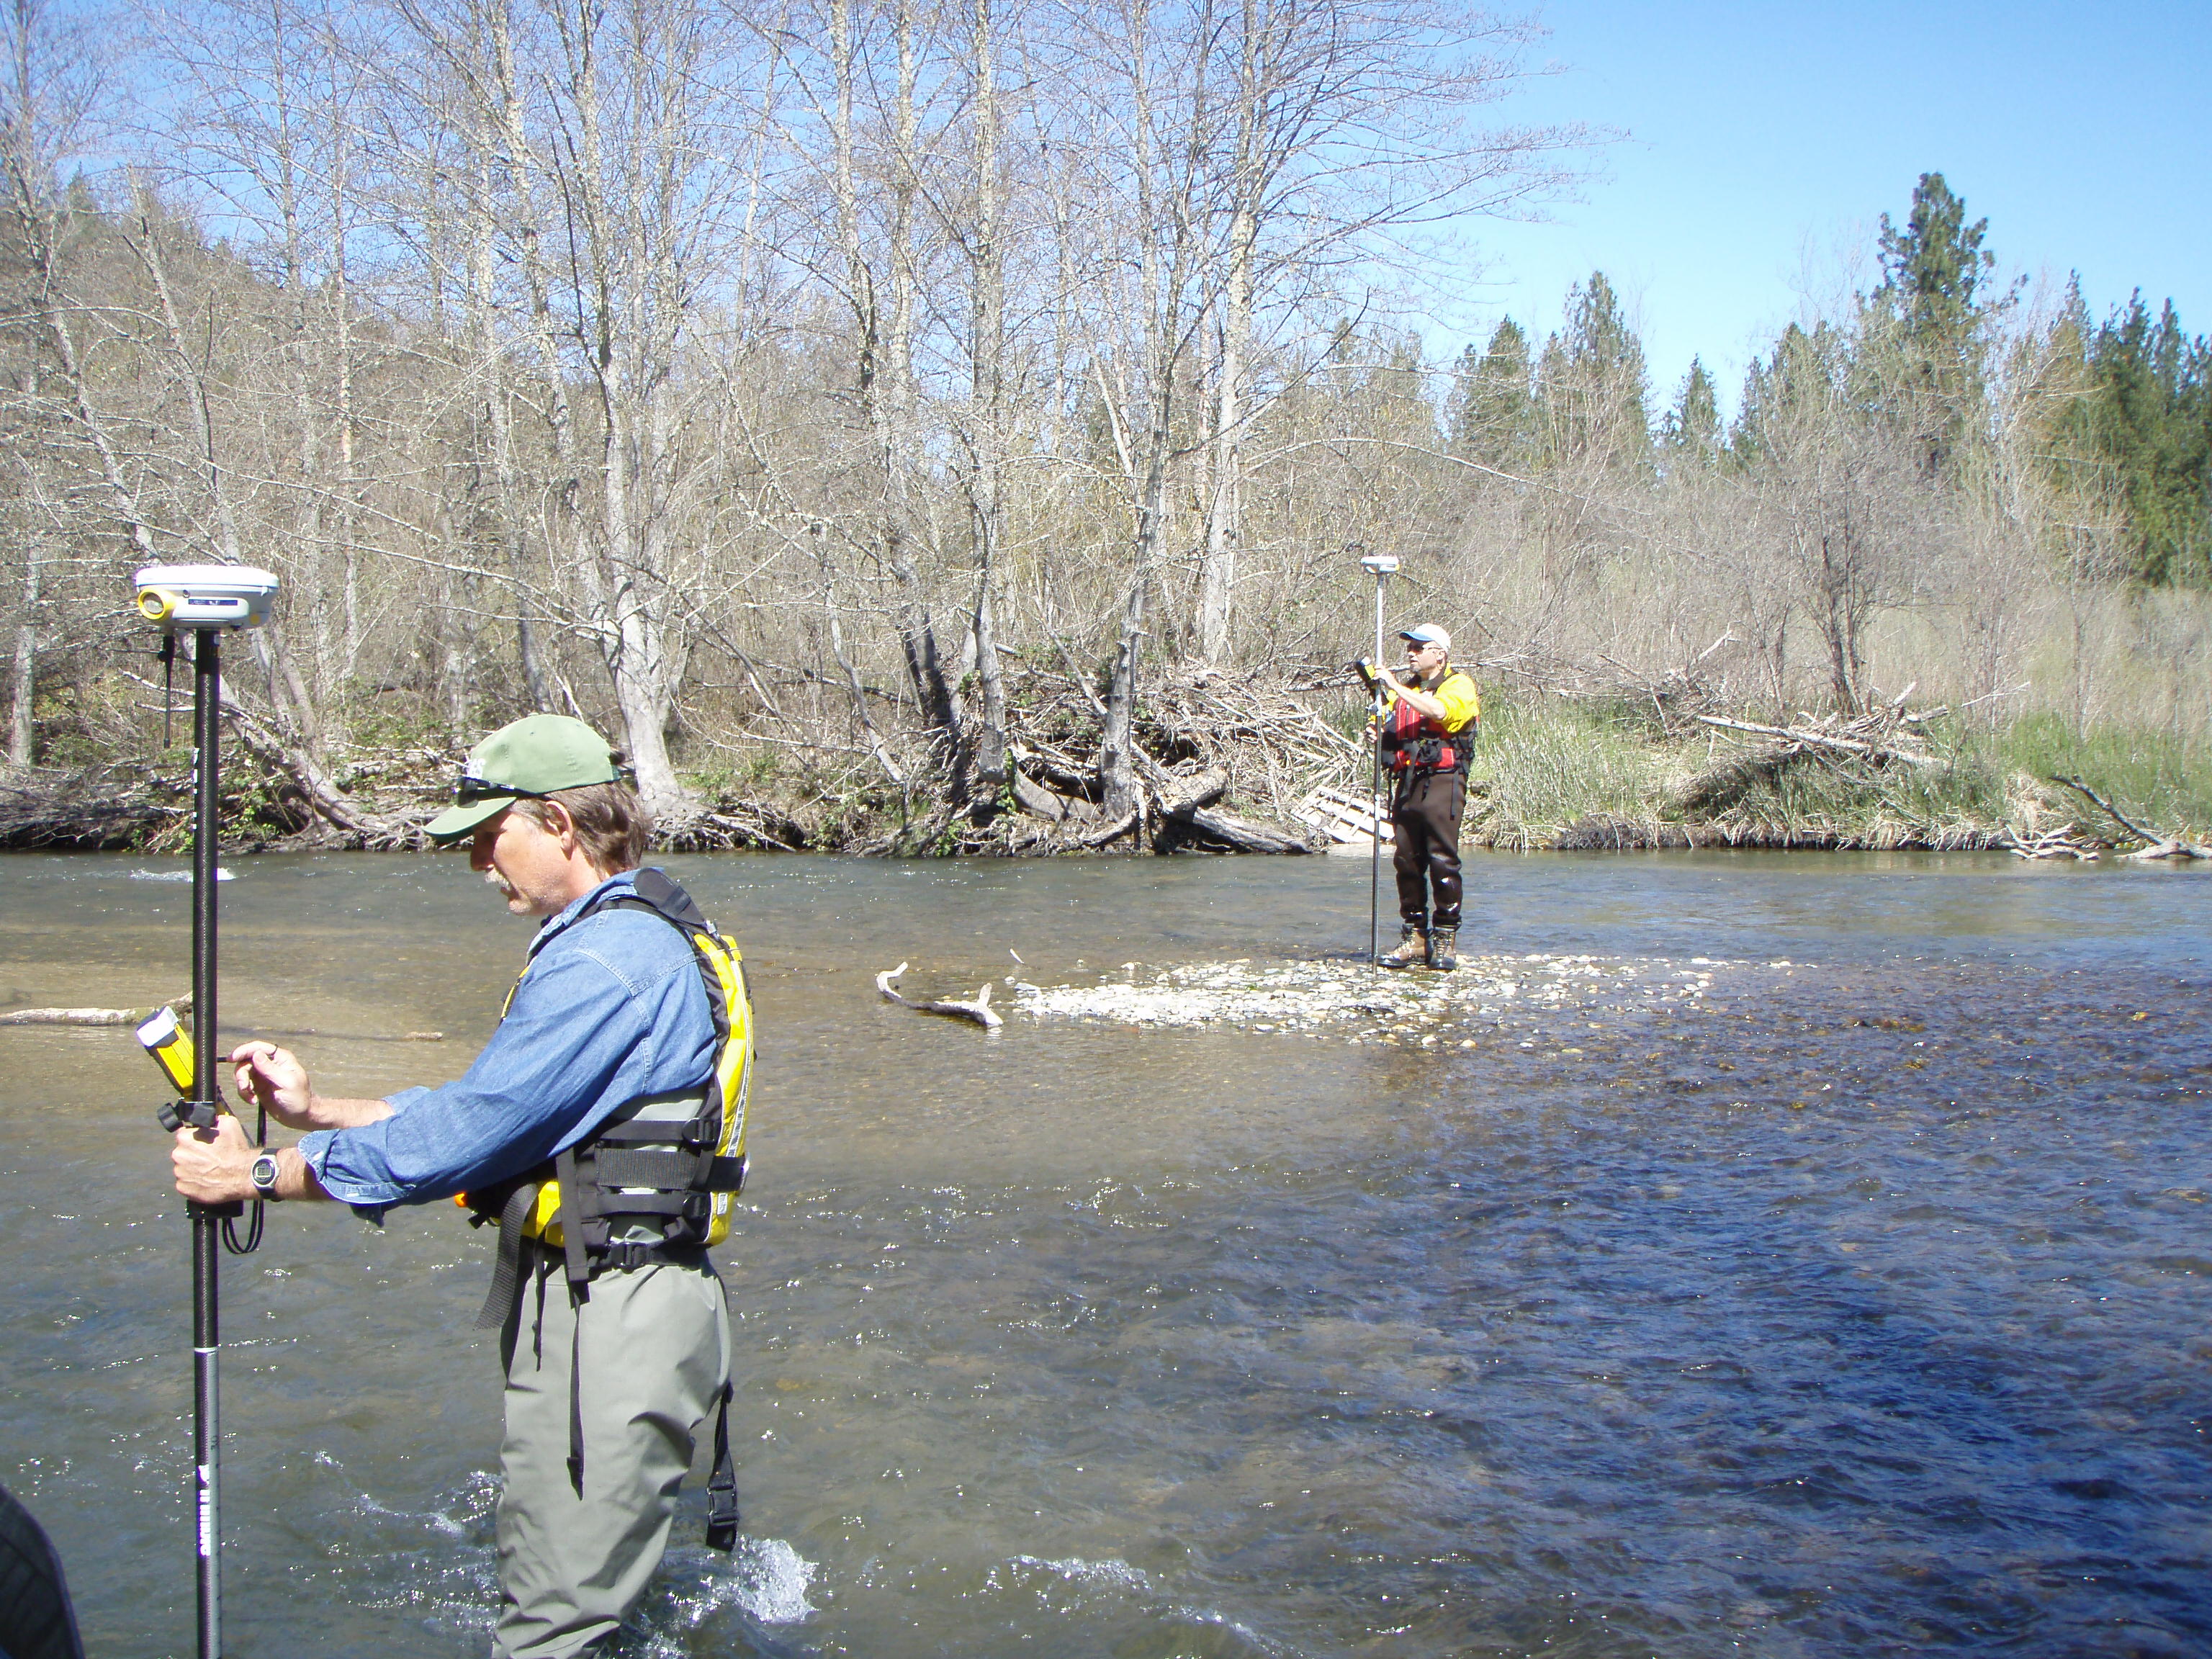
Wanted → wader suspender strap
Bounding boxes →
[472,1180,545,1331]
[705,1381,739,1550]
[554,1143,592,1496]
[554,1145,593,1296]
[567,1310,587,1496]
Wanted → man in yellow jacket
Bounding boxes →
[1373,624,1480,970]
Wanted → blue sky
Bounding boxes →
[1429,0,2212,421]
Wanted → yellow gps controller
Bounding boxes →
[139,1006,225,1130]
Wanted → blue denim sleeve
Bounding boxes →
[298,945,652,1211]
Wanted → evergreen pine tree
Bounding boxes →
[2065,293,2212,584]
[1729,323,1824,464]
[1532,271,1649,468]
[1447,317,1534,467]
[1661,356,1720,460]
[1876,172,1994,339]
[1872,171,2000,475]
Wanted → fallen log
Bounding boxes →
[1066,809,1142,850]
[1165,804,1318,855]
[1012,769,1070,821]
[1010,742,1103,803]
[874,963,1003,1030]
[218,690,388,838]
[1155,766,1229,817]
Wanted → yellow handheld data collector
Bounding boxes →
[136,1005,197,1097]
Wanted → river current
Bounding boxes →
[4,849,2209,1658]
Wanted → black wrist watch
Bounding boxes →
[249,1151,282,1202]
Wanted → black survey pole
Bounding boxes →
[189,625,228,1659]
[1370,691,1385,966]
[1363,554,1393,967]
[135,564,273,1659]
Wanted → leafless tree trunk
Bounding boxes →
[958,0,1008,801]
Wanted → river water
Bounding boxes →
[4,849,2210,1658]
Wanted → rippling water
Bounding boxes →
[4,849,2209,1657]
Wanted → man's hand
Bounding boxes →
[173,1112,255,1206]
[230,1040,317,1129]
[230,1042,394,1132]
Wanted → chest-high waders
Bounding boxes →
[459,868,752,1550]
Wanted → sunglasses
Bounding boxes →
[453,775,549,806]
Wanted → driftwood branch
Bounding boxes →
[2049,775,2210,860]
[1693,713,1938,767]
[1,1005,145,1025]
[2006,824,2100,862]
[0,992,191,1026]
[874,963,1004,1029]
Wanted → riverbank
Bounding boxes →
[2,684,2206,858]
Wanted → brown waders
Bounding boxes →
[1392,769,1465,951]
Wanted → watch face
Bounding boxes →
[252,1154,279,1195]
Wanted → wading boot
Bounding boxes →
[1380,924,1426,970]
[1426,927,1459,972]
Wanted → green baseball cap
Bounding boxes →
[424,714,628,841]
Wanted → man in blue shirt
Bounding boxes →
[172,715,738,1659]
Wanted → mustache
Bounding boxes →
[482,868,517,896]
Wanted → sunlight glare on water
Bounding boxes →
[3,848,2209,1657]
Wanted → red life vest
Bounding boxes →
[1381,672,1478,775]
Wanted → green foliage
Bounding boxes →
[2059,295,2212,585]
[1712,744,2008,848]
[337,700,464,755]
[680,745,786,796]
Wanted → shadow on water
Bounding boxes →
[3,848,2210,1657]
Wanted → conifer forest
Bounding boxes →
[1,0,2206,852]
